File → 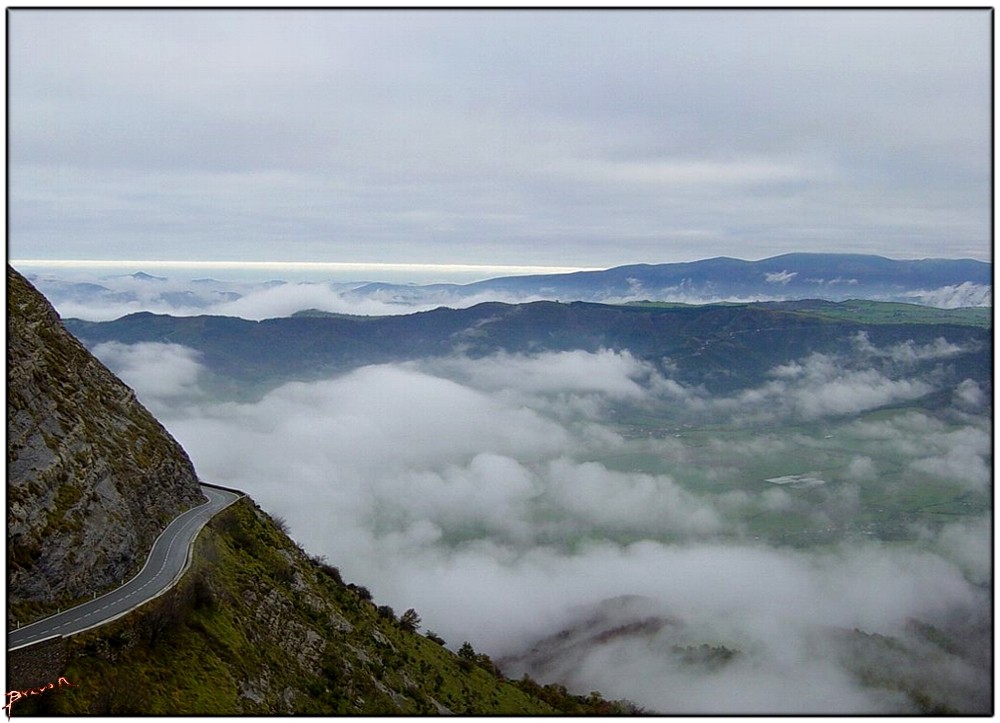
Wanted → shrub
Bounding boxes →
[192,572,216,611]
[273,559,296,585]
[399,608,421,631]
[271,514,290,534]
[316,561,344,585]
[349,584,372,601]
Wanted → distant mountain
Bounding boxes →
[22,273,258,316]
[344,254,992,308]
[23,254,992,324]
[125,271,168,282]
[64,299,991,403]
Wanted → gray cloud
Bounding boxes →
[9,9,991,266]
[91,341,205,407]
[87,338,990,713]
[908,283,993,309]
[954,378,986,409]
[669,350,936,423]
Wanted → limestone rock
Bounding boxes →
[7,266,205,622]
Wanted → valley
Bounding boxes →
[601,406,989,548]
[10,264,992,714]
[60,291,990,714]
[9,5,992,714]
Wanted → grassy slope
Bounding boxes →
[773,299,991,328]
[627,299,990,328]
[15,497,632,715]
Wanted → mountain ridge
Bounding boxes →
[64,298,991,403]
[22,253,992,323]
[445,253,991,301]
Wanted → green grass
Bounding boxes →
[622,299,991,328]
[586,402,990,548]
[779,299,991,328]
[17,497,637,715]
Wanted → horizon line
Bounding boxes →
[10,259,607,276]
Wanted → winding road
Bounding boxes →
[8,485,241,651]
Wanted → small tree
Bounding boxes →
[457,641,477,672]
[377,605,396,621]
[476,652,500,677]
[399,608,422,631]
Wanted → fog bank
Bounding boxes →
[93,342,992,713]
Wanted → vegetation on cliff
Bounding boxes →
[7,267,205,626]
[14,497,638,715]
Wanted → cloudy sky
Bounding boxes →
[8,8,992,278]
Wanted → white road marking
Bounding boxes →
[8,488,240,650]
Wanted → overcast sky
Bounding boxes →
[8,8,992,273]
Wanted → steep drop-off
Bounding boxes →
[14,497,636,714]
[7,266,206,624]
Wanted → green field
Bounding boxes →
[624,299,991,328]
[780,299,991,328]
[595,405,990,548]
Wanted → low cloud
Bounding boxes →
[215,282,410,319]
[954,378,985,409]
[846,411,993,494]
[89,341,990,714]
[929,516,992,586]
[27,269,995,324]
[677,351,934,423]
[844,455,877,481]
[498,543,988,714]
[764,270,797,284]
[419,349,653,399]
[907,424,992,492]
[91,341,205,409]
[25,271,533,321]
[908,282,992,309]
[416,349,660,422]
[852,330,970,363]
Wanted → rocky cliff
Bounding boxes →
[7,266,205,624]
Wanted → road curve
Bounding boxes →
[8,485,241,651]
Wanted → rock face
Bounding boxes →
[7,266,205,622]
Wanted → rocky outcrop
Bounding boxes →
[7,266,205,623]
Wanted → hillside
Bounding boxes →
[634,298,992,329]
[13,495,637,715]
[65,299,992,402]
[7,267,205,626]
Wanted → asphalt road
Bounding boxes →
[8,485,241,651]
